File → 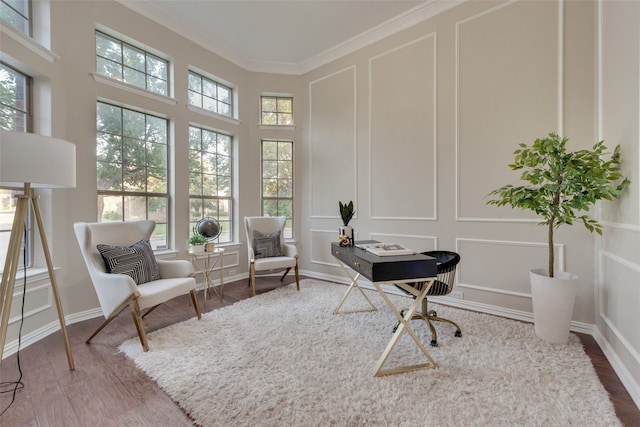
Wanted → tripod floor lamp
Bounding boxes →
[0,130,76,370]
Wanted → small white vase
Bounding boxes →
[189,244,205,253]
[338,225,354,246]
[530,268,578,344]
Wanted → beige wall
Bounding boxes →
[1,0,638,407]
[299,0,639,405]
[597,0,640,403]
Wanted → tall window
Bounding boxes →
[189,126,233,243]
[0,62,31,271]
[261,139,293,238]
[95,31,169,96]
[96,102,168,249]
[188,71,233,118]
[0,0,30,36]
[260,96,293,126]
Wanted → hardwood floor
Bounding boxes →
[1,276,638,426]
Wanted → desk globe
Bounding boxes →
[196,217,221,251]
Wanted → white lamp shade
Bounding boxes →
[0,130,76,188]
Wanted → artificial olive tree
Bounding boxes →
[487,132,630,277]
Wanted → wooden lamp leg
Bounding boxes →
[0,185,74,370]
[0,195,29,365]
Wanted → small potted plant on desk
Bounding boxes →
[486,132,629,344]
[338,200,355,246]
[187,233,207,253]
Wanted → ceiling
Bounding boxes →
[118,0,463,74]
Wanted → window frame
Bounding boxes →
[0,0,31,37]
[0,61,33,272]
[95,30,169,97]
[260,139,294,239]
[188,70,233,119]
[188,125,234,244]
[260,95,293,126]
[96,101,170,250]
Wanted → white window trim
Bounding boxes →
[187,104,241,126]
[0,21,58,62]
[91,73,177,105]
[257,124,295,131]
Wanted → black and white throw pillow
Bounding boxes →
[97,239,161,285]
[253,230,284,259]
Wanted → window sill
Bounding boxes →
[258,124,296,131]
[91,73,178,105]
[0,23,58,63]
[187,105,240,125]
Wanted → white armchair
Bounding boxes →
[244,216,300,297]
[74,220,201,351]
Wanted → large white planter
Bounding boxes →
[530,269,578,344]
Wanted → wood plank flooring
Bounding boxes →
[1,276,638,426]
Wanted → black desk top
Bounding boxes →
[331,240,436,282]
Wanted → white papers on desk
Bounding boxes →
[356,243,415,256]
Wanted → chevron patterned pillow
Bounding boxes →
[253,230,284,259]
[97,239,161,285]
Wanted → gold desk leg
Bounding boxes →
[332,260,377,315]
[371,279,437,376]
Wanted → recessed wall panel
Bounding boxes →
[600,253,640,352]
[370,35,436,219]
[309,67,357,218]
[457,1,560,220]
[457,239,559,295]
[600,0,640,226]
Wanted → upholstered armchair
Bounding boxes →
[244,216,300,297]
[74,220,201,351]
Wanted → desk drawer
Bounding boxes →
[331,242,436,282]
[332,245,373,279]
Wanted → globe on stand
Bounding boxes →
[195,217,221,252]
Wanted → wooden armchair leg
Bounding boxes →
[130,299,149,352]
[86,295,135,344]
[86,313,119,344]
[294,256,300,291]
[250,260,256,297]
[190,289,202,319]
[280,267,291,281]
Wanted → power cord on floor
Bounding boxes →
[0,232,28,417]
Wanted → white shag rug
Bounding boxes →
[119,279,621,427]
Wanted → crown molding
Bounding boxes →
[116,0,465,76]
[300,0,464,74]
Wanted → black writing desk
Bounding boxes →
[331,241,438,376]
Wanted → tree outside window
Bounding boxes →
[96,31,169,97]
[188,71,233,118]
[96,102,168,249]
[260,96,293,126]
[261,139,293,238]
[0,0,30,36]
[188,126,233,243]
[0,62,31,272]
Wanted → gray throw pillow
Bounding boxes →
[253,230,284,259]
[97,239,161,285]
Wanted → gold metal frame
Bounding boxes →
[371,279,437,376]
[332,257,438,376]
[190,248,225,306]
[332,261,377,314]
